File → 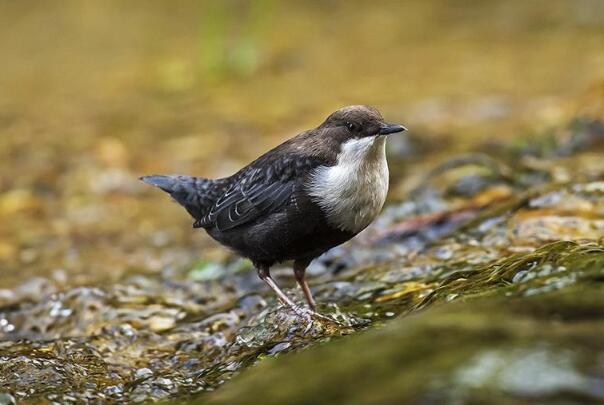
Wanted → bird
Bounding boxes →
[141,105,406,316]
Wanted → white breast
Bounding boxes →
[307,136,389,233]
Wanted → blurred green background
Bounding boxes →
[1,0,603,289]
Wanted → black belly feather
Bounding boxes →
[206,189,354,266]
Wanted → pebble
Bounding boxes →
[134,368,154,379]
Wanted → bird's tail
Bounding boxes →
[140,175,222,223]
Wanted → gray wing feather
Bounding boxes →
[198,154,325,231]
[210,180,296,231]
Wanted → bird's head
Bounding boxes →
[285,105,406,159]
[296,105,406,159]
[319,105,406,140]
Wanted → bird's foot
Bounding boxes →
[285,304,341,326]
[286,304,314,323]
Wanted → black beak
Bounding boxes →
[379,123,407,135]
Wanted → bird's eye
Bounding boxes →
[346,122,356,132]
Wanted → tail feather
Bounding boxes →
[140,175,221,222]
[140,175,178,193]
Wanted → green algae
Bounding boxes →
[418,241,604,309]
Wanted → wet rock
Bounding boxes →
[134,368,153,380]
[201,280,604,405]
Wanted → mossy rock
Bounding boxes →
[189,241,604,405]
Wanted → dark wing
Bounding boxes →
[209,175,296,231]
[196,154,325,231]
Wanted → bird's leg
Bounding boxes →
[294,261,316,312]
[256,265,300,311]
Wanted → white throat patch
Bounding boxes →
[307,136,389,233]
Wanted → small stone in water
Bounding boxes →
[433,247,454,260]
[104,385,123,396]
[512,270,529,283]
[268,342,291,355]
[134,368,153,379]
[149,316,175,332]
[153,377,174,390]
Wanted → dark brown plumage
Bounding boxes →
[141,105,406,315]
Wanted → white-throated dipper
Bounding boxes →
[141,105,406,315]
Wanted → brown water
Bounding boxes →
[1,1,604,403]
